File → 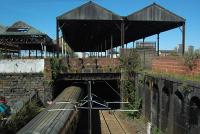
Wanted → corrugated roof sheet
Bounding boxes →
[57,2,185,51]
[57,1,122,20]
[127,3,185,22]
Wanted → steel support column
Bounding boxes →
[88,81,92,134]
[56,20,59,58]
[111,35,113,58]
[36,49,37,58]
[157,33,160,56]
[101,43,102,57]
[105,39,107,58]
[121,22,125,49]
[29,49,31,57]
[182,23,185,55]
[98,45,99,58]
[143,38,145,68]
[40,49,43,58]
[61,37,64,57]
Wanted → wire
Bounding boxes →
[104,80,123,100]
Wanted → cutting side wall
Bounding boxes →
[0,59,52,113]
[135,73,200,134]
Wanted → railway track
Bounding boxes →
[100,110,130,134]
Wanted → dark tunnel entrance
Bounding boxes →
[53,79,121,109]
[53,79,121,134]
[91,80,121,109]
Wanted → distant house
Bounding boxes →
[136,41,156,49]
[187,45,194,53]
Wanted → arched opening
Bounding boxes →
[152,84,159,127]
[174,90,184,113]
[174,90,184,134]
[146,81,150,88]
[161,86,170,130]
[189,96,200,133]
[144,81,151,120]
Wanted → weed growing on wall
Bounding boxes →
[124,80,142,118]
[120,49,141,72]
[50,58,65,80]
[181,82,192,96]
[120,49,142,118]
[152,126,165,134]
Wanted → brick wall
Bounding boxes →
[152,56,200,76]
[97,58,120,68]
[62,58,120,72]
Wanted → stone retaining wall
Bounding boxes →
[0,73,51,113]
[135,73,200,134]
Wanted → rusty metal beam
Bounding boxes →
[121,22,125,49]
[111,35,113,58]
[182,23,185,55]
[157,33,160,56]
[56,20,59,58]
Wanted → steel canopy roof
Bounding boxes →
[57,1,122,21]
[57,2,185,52]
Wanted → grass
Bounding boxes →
[142,70,200,83]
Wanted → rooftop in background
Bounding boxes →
[0,24,6,34]
[2,21,45,36]
[57,1,185,52]
[0,21,56,53]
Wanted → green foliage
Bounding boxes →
[43,79,53,87]
[50,58,65,80]
[124,80,141,118]
[184,51,200,70]
[169,51,179,56]
[3,101,42,133]
[120,49,141,72]
[120,49,142,118]
[143,69,200,83]
[181,82,192,95]
[138,73,146,85]
[152,126,164,134]
[0,113,5,120]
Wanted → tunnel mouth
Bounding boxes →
[91,80,121,109]
[53,79,121,109]
[53,80,87,99]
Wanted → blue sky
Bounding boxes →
[1,0,200,50]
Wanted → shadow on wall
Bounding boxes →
[189,96,200,134]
